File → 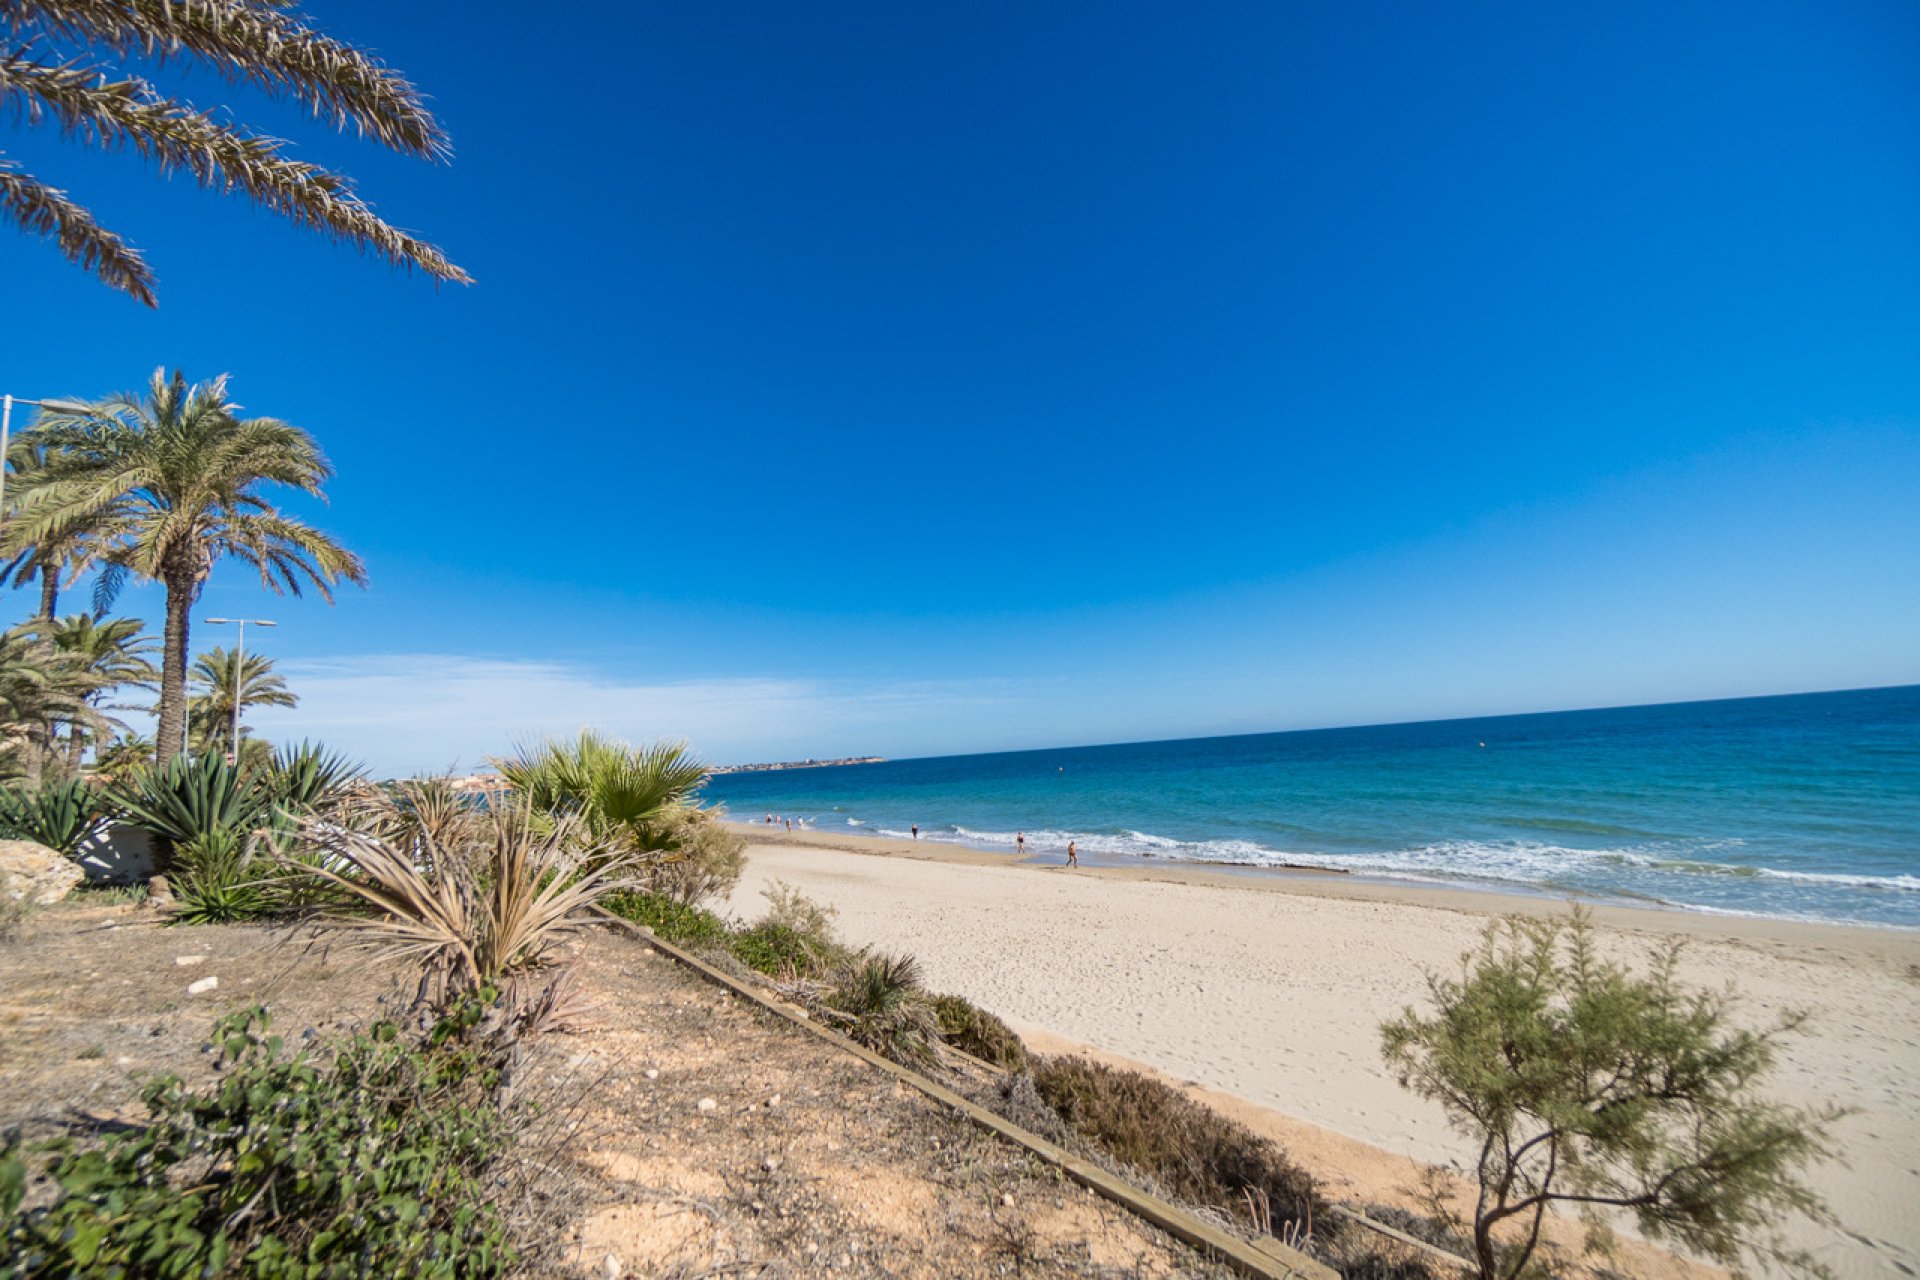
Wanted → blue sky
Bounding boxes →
[4,2,1917,773]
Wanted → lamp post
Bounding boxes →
[203,617,277,763]
[1,394,92,514]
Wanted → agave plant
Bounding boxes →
[108,753,273,869]
[264,740,365,816]
[0,777,113,856]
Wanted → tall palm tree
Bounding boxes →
[48,612,157,772]
[1,0,467,306]
[10,370,366,763]
[187,644,295,757]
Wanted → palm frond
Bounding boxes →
[8,0,452,161]
[0,54,468,284]
[0,156,155,305]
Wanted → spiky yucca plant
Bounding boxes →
[290,808,635,1009]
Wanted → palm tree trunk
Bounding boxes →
[37,559,58,619]
[156,572,193,763]
[66,722,87,776]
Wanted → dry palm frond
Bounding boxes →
[286,808,637,1009]
[0,157,155,305]
[2,0,464,302]
[10,0,452,160]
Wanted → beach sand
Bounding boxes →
[720,824,1920,1279]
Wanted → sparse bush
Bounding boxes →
[1381,908,1842,1280]
[934,993,1030,1073]
[641,807,746,905]
[822,950,942,1067]
[602,888,731,951]
[1032,1055,1324,1235]
[759,879,838,945]
[0,1006,514,1278]
[263,740,365,817]
[0,777,113,857]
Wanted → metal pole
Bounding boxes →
[231,620,245,764]
[1,394,12,518]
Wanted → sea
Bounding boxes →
[703,685,1920,929]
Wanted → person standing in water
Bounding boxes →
[1016,832,1026,855]
[1066,840,1077,868]
[911,824,919,840]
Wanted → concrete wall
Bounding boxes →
[74,822,156,884]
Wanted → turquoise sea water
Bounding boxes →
[705,686,1920,928]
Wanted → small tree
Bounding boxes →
[1380,909,1842,1280]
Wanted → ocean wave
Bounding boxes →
[864,824,1920,899]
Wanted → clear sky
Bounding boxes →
[4,2,1917,774]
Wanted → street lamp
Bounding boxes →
[203,617,277,763]
[1,393,92,513]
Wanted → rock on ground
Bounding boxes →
[0,839,83,906]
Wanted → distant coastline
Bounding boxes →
[710,756,885,775]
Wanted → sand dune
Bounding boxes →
[721,825,1920,1280]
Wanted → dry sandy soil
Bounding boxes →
[0,897,1255,1279]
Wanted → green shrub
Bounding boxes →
[1032,1055,1324,1235]
[0,1006,514,1279]
[1381,909,1840,1280]
[933,993,1030,1073]
[0,778,113,857]
[602,888,730,951]
[729,920,834,976]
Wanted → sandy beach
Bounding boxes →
[720,824,1920,1279]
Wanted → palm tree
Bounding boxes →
[0,620,112,785]
[494,730,712,859]
[10,370,366,763]
[1,0,467,306]
[0,439,119,619]
[91,732,154,785]
[48,612,158,773]
[188,645,295,758]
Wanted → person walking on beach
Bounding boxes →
[1016,832,1026,855]
[911,824,919,840]
[1066,840,1077,868]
